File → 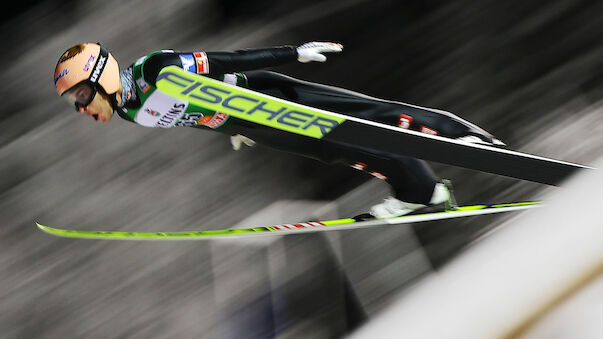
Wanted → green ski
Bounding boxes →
[36,201,540,241]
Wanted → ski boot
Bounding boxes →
[356,180,457,221]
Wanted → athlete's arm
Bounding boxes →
[142,42,342,85]
[141,47,293,85]
[205,46,298,75]
[205,42,343,72]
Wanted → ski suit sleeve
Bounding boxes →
[142,47,297,85]
[205,46,298,75]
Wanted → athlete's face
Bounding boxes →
[77,89,114,123]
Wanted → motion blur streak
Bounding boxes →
[1,0,602,338]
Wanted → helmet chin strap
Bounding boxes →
[109,93,120,113]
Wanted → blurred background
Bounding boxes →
[1,0,602,338]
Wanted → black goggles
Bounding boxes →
[62,43,109,112]
[63,81,98,111]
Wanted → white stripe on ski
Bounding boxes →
[264,204,541,236]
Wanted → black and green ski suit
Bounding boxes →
[116,45,496,204]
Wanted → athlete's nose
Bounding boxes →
[80,106,92,116]
[78,106,93,119]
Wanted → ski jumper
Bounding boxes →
[116,46,495,204]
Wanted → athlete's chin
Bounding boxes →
[103,112,114,123]
[98,114,113,123]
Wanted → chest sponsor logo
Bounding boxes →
[179,54,196,73]
[136,90,188,128]
[175,112,204,127]
[144,108,161,117]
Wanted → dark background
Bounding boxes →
[1,1,602,338]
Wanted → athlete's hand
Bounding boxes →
[296,42,343,63]
[230,134,256,151]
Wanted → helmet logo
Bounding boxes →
[84,55,96,72]
[54,69,69,84]
[90,55,107,83]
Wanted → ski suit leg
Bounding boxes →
[235,71,476,204]
[243,71,497,142]
[226,118,438,204]
[324,142,438,203]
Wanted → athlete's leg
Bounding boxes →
[239,71,459,216]
[323,142,438,204]
[243,70,498,143]
[325,142,452,218]
[224,116,436,201]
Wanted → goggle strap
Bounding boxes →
[88,43,109,85]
